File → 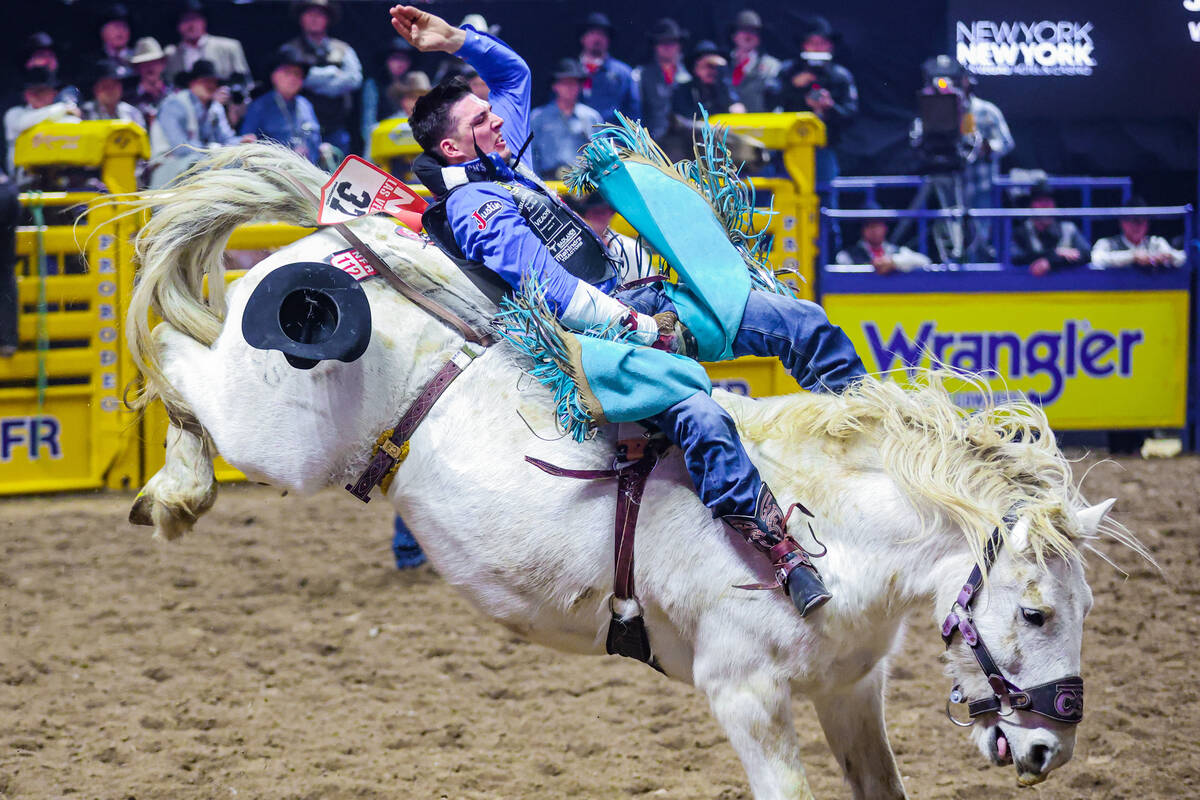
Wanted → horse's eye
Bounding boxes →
[1021,607,1046,627]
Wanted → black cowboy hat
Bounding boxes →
[184,58,221,83]
[731,10,763,32]
[25,31,55,57]
[578,12,614,35]
[692,40,726,62]
[22,66,59,91]
[177,0,208,20]
[99,3,131,27]
[92,59,128,84]
[797,15,840,45]
[385,37,414,56]
[271,45,314,75]
[649,18,688,44]
[551,57,588,81]
[565,191,613,216]
[292,0,340,24]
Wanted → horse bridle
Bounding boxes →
[941,515,1085,727]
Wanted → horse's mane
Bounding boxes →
[734,370,1140,570]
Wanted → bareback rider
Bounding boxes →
[390,5,866,617]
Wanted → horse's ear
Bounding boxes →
[1076,498,1116,536]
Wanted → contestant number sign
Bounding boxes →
[318,155,426,229]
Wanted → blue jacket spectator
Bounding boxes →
[286,0,363,156]
[241,50,321,164]
[529,59,602,179]
[576,13,639,123]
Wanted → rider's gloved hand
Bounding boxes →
[621,309,661,346]
[650,311,697,358]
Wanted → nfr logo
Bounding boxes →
[325,180,371,217]
[863,320,1143,404]
[1,416,62,462]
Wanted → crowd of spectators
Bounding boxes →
[2,3,873,186]
[0,0,1191,343]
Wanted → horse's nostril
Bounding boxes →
[1028,743,1053,774]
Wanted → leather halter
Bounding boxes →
[941,516,1085,726]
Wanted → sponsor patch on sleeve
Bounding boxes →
[327,247,378,281]
[471,200,504,231]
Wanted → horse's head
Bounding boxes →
[944,499,1114,786]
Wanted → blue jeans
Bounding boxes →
[627,288,866,517]
[617,288,866,393]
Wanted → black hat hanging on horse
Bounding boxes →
[241,261,372,370]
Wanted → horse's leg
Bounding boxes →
[696,660,814,800]
[809,662,907,800]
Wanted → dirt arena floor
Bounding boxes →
[0,453,1196,799]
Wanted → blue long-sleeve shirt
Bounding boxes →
[443,28,615,313]
[240,90,322,164]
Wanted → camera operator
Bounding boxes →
[777,16,857,186]
[149,60,254,188]
[910,55,1012,260]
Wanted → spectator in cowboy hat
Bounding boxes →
[24,32,60,73]
[835,203,931,274]
[130,37,170,125]
[362,37,418,141]
[1009,183,1091,276]
[564,191,653,284]
[19,33,80,110]
[388,71,431,118]
[241,48,321,164]
[285,0,363,155]
[778,15,858,186]
[1091,196,1186,269]
[151,59,252,188]
[81,59,146,129]
[94,3,136,81]
[673,39,746,118]
[5,67,80,178]
[576,11,639,124]
[164,0,252,85]
[529,58,603,179]
[635,18,690,141]
[727,9,781,113]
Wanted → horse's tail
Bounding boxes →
[120,143,328,538]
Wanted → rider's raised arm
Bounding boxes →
[454,27,532,148]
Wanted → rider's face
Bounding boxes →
[441,93,510,163]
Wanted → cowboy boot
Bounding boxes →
[723,484,831,617]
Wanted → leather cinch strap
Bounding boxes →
[346,344,484,503]
[526,436,668,673]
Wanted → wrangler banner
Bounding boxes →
[823,289,1190,429]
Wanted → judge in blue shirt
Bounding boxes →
[241,48,322,164]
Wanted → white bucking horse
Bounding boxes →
[123,144,1138,800]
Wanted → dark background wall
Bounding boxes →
[7,0,1198,204]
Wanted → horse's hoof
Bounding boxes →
[129,491,153,526]
[787,569,832,617]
